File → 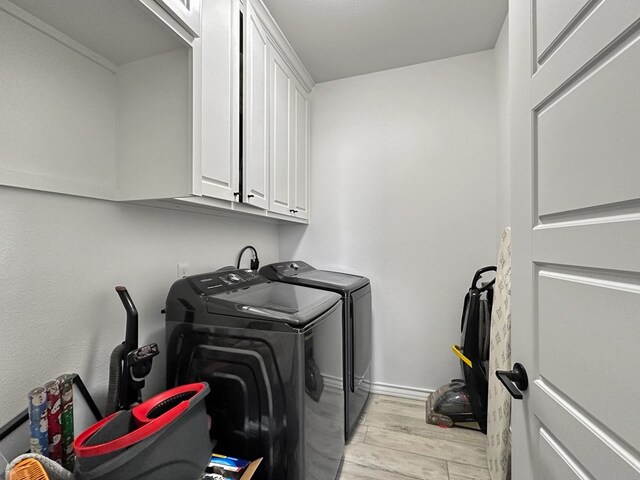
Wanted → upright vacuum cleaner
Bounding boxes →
[73,287,212,480]
[105,286,159,414]
[426,266,496,433]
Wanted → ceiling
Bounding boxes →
[12,0,184,65]
[262,0,508,83]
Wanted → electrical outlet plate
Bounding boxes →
[177,263,189,278]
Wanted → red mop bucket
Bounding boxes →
[75,382,211,480]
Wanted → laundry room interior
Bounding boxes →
[2,0,637,479]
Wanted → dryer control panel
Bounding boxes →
[268,261,314,278]
[187,269,264,295]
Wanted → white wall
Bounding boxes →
[0,187,280,426]
[280,50,499,395]
[495,16,511,238]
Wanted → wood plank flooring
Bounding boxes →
[339,394,490,480]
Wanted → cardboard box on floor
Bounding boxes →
[236,458,262,480]
[204,457,262,480]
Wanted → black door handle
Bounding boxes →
[496,363,529,400]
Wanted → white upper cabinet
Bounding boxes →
[291,81,309,219]
[155,0,202,37]
[0,0,197,202]
[269,47,294,216]
[243,1,270,210]
[0,0,313,223]
[200,0,240,202]
[245,0,313,221]
[267,43,310,220]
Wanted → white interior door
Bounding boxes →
[510,1,640,478]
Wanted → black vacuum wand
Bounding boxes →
[106,287,159,415]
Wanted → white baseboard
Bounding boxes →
[369,381,433,401]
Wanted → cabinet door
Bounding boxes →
[155,0,201,37]
[291,80,309,219]
[269,47,293,215]
[243,1,269,209]
[200,0,240,201]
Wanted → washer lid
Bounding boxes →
[295,270,366,288]
[206,282,341,326]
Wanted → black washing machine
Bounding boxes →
[165,269,344,480]
[260,261,372,442]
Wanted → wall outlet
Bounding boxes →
[177,263,189,279]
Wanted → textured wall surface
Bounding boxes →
[0,187,280,426]
[280,49,499,395]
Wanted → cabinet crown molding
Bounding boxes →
[250,0,315,93]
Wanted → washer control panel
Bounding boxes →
[188,269,264,295]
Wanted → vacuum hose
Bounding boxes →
[105,343,125,416]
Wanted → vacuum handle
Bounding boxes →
[472,266,497,292]
[115,286,140,410]
[116,286,138,354]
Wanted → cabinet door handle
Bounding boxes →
[247,194,254,199]
[233,192,239,197]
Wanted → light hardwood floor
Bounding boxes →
[339,394,490,480]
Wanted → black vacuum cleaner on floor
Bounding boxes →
[426,266,496,433]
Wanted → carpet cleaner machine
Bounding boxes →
[72,287,212,480]
[425,266,496,433]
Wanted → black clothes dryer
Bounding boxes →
[165,269,344,480]
[260,261,372,442]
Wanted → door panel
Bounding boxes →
[538,270,640,448]
[532,1,640,107]
[511,1,640,478]
[533,383,639,480]
[536,32,640,217]
[244,2,269,209]
[534,221,640,272]
[538,429,589,480]
[535,0,592,61]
